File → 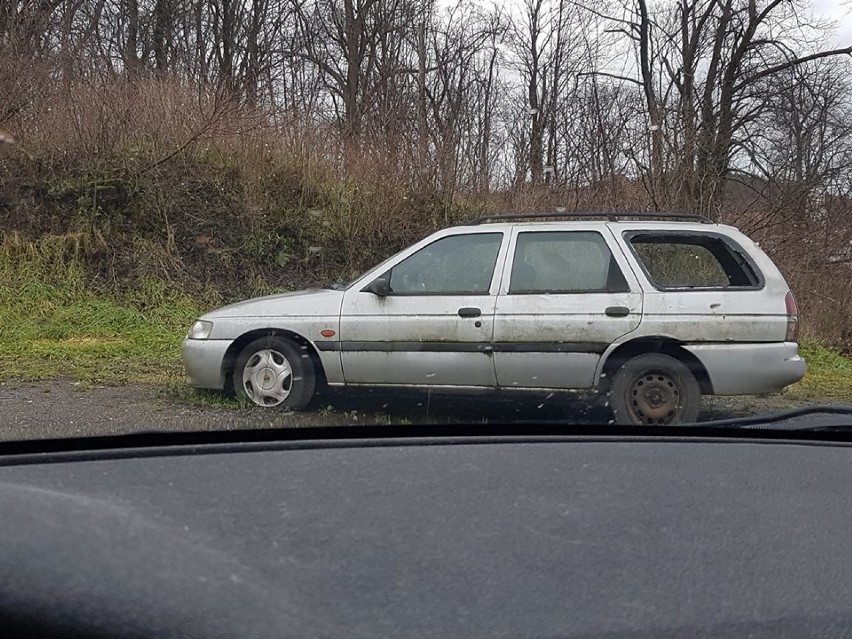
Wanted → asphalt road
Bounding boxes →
[0,379,819,442]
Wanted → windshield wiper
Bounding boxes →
[697,405,852,432]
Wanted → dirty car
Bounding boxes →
[181,212,805,425]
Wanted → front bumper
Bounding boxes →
[180,338,232,390]
[684,342,806,395]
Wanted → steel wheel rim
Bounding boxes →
[625,369,682,425]
[241,349,293,407]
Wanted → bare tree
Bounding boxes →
[589,0,852,216]
[507,0,595,189]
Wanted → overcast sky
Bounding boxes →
[806,0,851,45]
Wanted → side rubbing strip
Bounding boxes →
[316,341,608,354]
[315,342,341,352]
[492,342,608,354]
[317,342,490,353]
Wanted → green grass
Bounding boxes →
[0,292,202,385]
[785,343,852,402]
[0,244,209,384]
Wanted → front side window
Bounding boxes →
[509,231,628,294]
[387,232,503,295]
[628,233,761,289]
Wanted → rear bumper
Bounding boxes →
[180,338,232,390]
[684,342,806,395]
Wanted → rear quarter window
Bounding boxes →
[626,232,762,290]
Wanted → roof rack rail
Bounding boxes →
[467,211,714,225]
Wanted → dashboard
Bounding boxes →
[2,431,852,637]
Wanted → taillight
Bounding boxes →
[785,291,799,342]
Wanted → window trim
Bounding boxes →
[506,230,631,295]
[622,230,765,291]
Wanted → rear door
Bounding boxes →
[493,226,642,389]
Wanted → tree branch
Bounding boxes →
[734,46,852,93]
[578,71,642,86]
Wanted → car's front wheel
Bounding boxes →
[610,353,700,425]
[233,336,316,409]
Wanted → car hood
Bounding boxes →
[202,289,344,319]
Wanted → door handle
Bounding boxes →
[458,307,482,318]
[605,306,630,318]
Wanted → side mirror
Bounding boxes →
[363,276,392,297]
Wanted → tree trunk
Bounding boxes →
[123,0,140,77]
[153,0,170,74]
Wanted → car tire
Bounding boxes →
[610,353,700,425]
[233,336,316,409]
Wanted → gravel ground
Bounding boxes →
[0,379,822,442]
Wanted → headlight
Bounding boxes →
[187,320,214,339]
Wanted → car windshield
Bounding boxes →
[1,0,851,442]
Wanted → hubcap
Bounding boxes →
[242,349,293,407]
[627,371,681,424]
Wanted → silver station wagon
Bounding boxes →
[181,213,806,424]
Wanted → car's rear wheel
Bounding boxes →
[610,353,700,425]
[233,336,316,409]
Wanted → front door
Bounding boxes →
[493,228,642,389]
[339,231,506,386]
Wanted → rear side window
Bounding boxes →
[509,231,629,294]
[627,233,761,289]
